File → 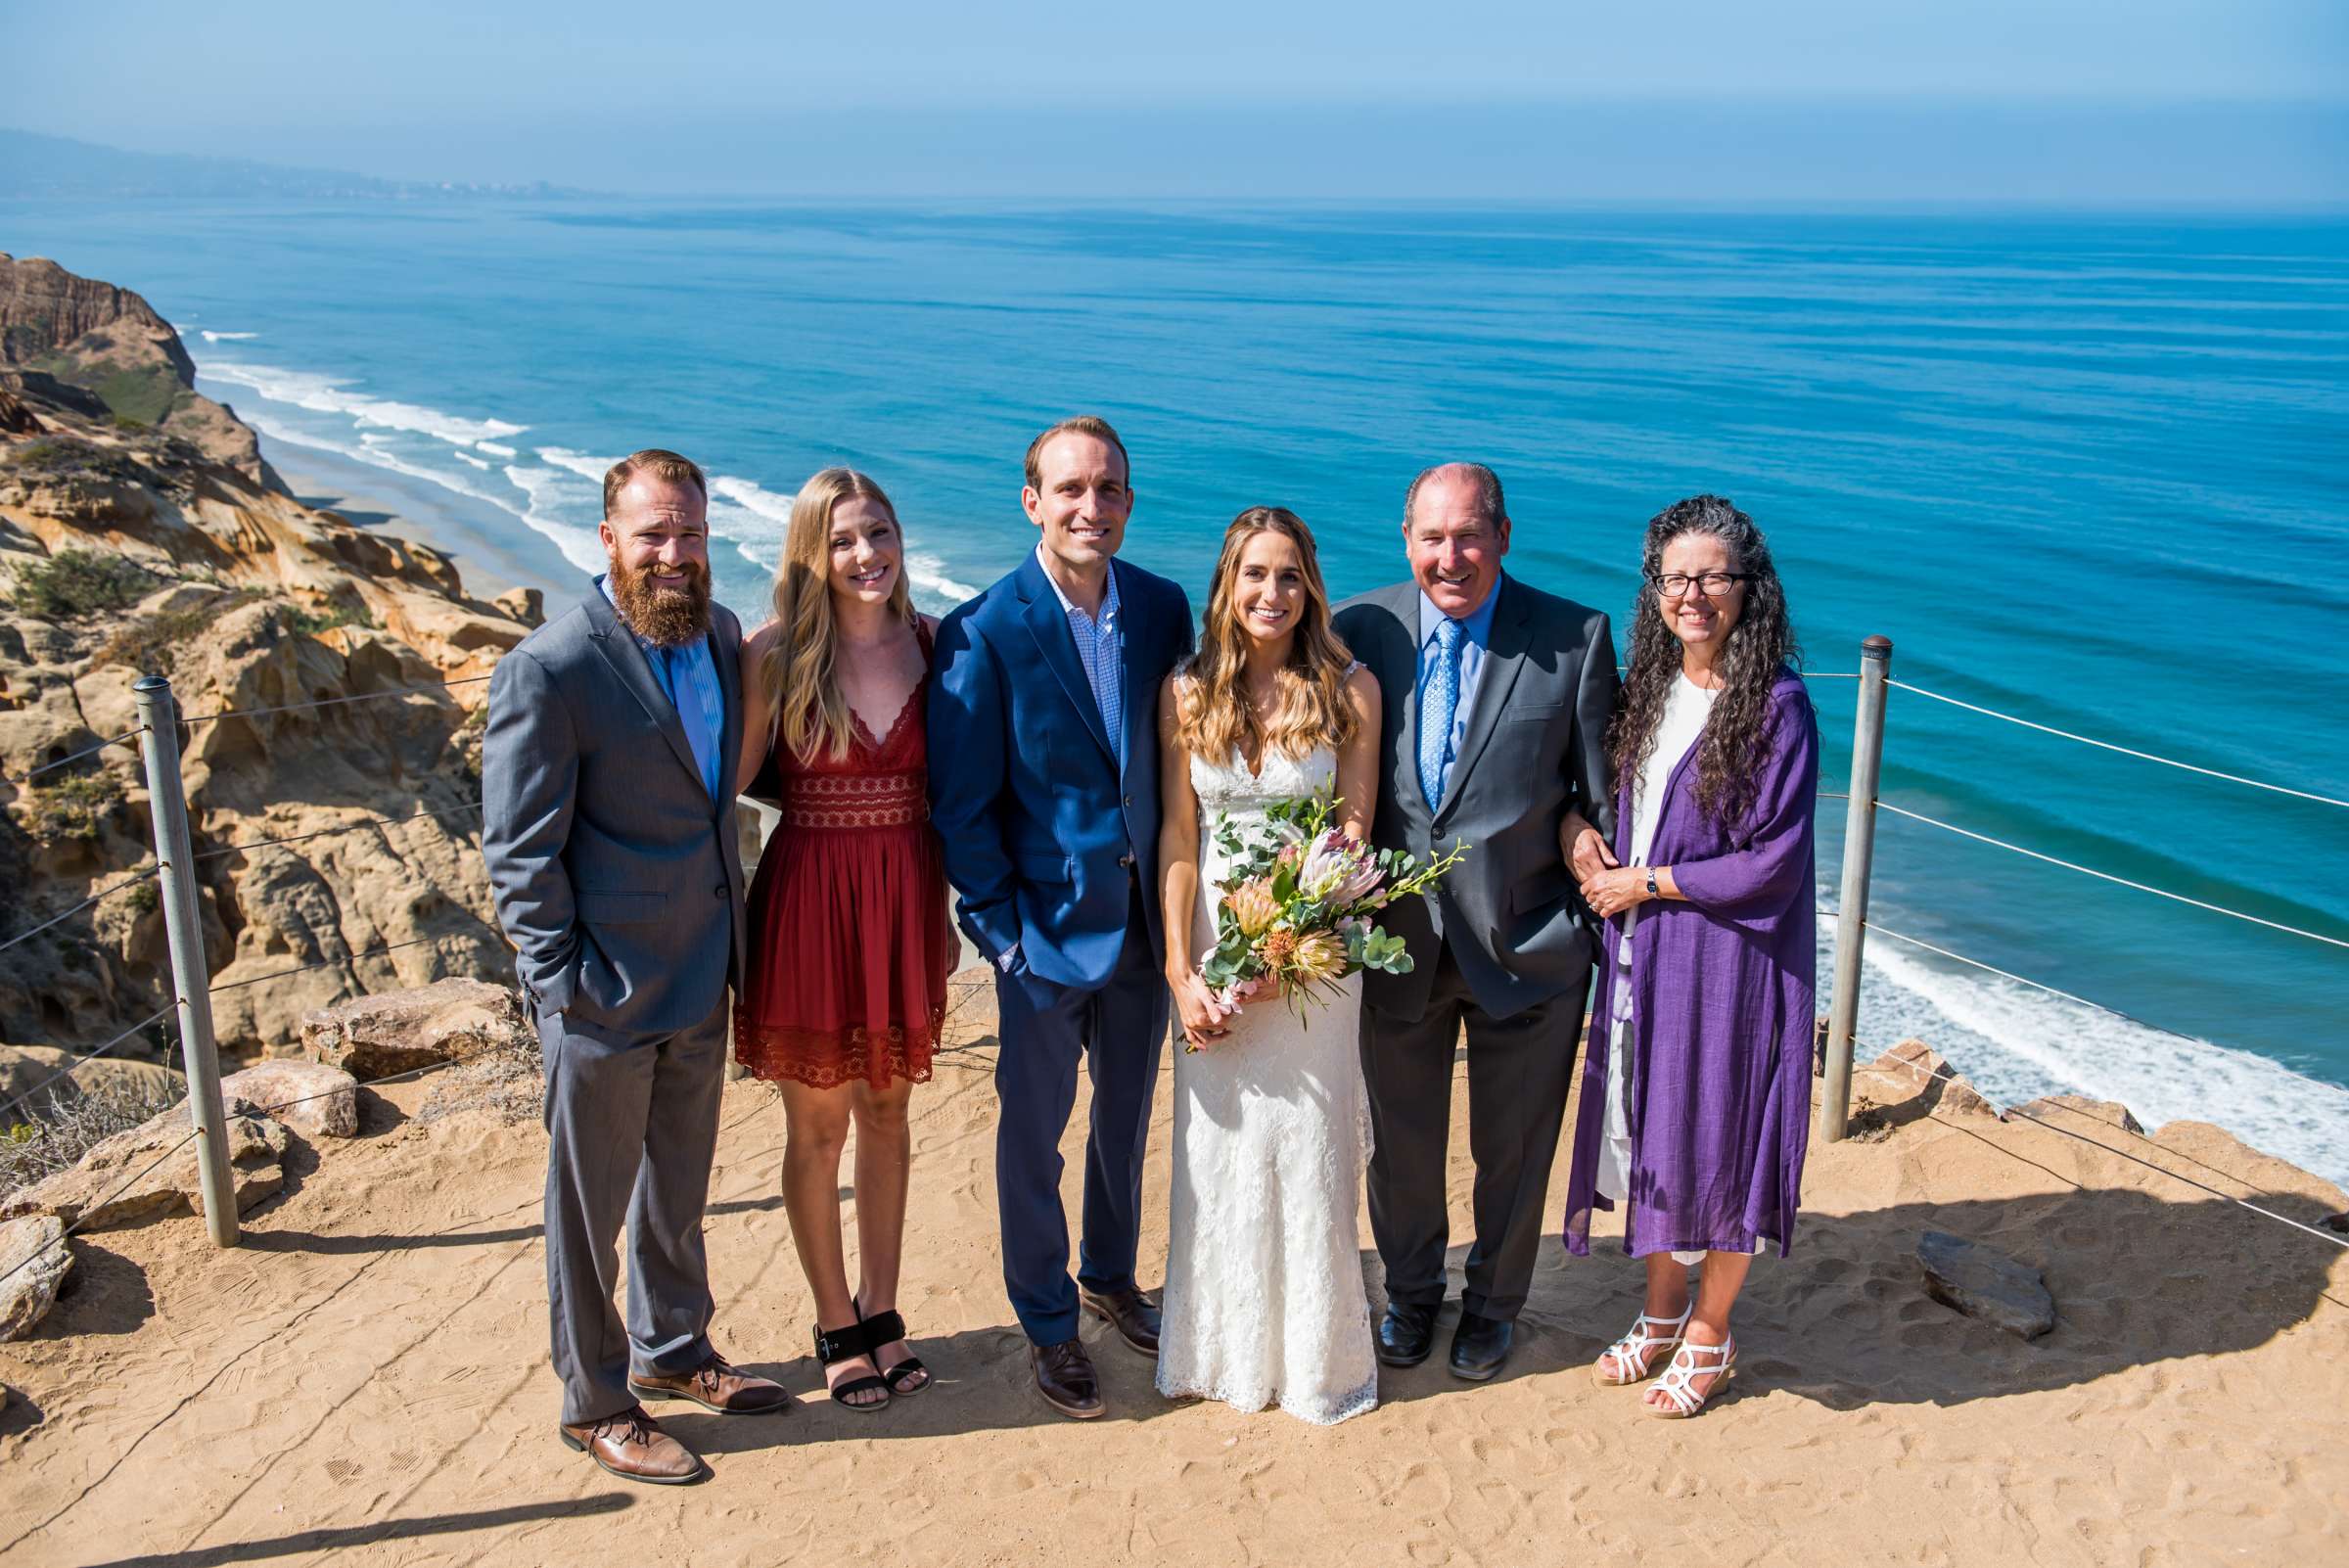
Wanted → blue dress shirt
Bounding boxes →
[1416,578,1501,805]
[598,574,724,803]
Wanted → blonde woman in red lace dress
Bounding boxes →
[737,468,953,1411]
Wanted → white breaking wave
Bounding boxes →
[231,406,604,574]
[709,474,796,527]
[536,446,620,482]
[1824,917,2349,1187]
[500,465,608,572]
[202,359,527,448]
[905,550,979,604]
[200,330,258,343]
[705,475,976,610]
[203,354,1006,616]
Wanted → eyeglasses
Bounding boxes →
[1651,571,1753,599]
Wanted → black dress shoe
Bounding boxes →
[1079,1284,1161,1358]
[1375,1300,1440,1367]
[1030,1339,1104,1419]
[1449,1311,1514,1381]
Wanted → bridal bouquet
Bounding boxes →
[1197,792,1467,1030]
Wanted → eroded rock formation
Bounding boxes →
[0,258,534,1070]
[0,253,268,483]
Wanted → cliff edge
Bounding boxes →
[0,255,542,1077]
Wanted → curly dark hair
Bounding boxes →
[1608,495,1804,828]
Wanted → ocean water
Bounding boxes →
[4,200,2345,1183]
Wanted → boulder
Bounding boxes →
[490,585,545,628]
[299,978,531,1081]
[0,1044,75,1115]
[1860,1039,1996,1117]
[2009,1094,2143,1136]
[0,1213,72,1339]
[0,1044,184,1122]
[1916,1229,2056,1340]
[1,1102,288,1230]
[0,385,38,435]
[217,1061,359,1138]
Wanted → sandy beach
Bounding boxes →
[2,976,2343,1568]
[269,447,581,607]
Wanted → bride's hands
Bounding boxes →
[1170,970,1232,1050]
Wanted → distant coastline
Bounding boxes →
[0,127,594,203]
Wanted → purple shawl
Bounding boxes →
[1562,669,1819,1259]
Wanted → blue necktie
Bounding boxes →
[1420,617,1464,809]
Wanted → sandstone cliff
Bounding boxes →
[0,257,541,1079]
[0,254,270,484]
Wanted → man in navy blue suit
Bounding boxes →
[928,416,1194,1420]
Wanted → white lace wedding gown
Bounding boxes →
[1155,740,1379,1426]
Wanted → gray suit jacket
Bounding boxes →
[480,586,747,1040]
[1333,575,1619,1024]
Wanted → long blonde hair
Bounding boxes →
[1174,507,1359,766]
[761,467,914,762]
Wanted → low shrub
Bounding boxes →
[94,604,217,674]
[16,771,124,845]
[279,600,376,636]
[6,547,154,619]
[2,437,145,488]
[0,1076,185,1201]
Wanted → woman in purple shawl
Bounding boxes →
[1561,495,1818,1419]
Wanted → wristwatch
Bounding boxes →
[1645,867,1659,899]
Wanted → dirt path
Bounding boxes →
[3,1007,2345,1568]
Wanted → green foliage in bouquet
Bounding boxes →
[1198,790,1469,1025]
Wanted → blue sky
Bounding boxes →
[5,1,2344,200]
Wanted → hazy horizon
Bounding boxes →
[4,2,2343,205]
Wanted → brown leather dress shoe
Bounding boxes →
[557,1406,704,1485]
[1079,1284,1162,1358]
[629,1351,792,1414]
[1031,1338,1104,1419]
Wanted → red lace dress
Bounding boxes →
[736,641,953,1090]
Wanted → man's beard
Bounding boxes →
[609,556,713,648]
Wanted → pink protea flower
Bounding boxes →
[1297,831,1383,906]
[1293,831,1356,900]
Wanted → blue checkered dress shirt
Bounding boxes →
[1037,545,1126,769]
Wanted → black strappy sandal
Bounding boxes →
[855,1297,930,1397]
[813,1318,891,1412]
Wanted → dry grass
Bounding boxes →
[0,1076,185,1202]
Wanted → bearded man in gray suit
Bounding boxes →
[1331,462,1619,1383]
[483,448,788,1486]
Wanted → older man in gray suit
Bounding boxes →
[1332,462,1619,1384]
[483,448,788,1486]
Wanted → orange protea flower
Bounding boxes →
[1292,930,1345,983]
[1224,879,1280,937]
[1260,929,1299,970]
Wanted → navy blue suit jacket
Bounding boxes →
[927,550,1193,991]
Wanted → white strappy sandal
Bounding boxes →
[1644,1335,1736,1419]
[1593,1305,1692,1386]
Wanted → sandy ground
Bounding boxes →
[2,979,2344,1568]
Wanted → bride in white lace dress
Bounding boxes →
[1153,507,1384,1425]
